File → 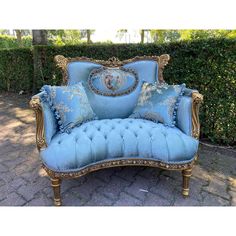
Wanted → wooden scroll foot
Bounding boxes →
[182,168,192,198]
[51,178,62,206]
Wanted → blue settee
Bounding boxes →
[30,54,203,206]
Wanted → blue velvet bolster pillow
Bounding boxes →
[130,82,186,127]
[41,83,97,133]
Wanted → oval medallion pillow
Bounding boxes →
[86,67,141,119]
[88,67,139,97]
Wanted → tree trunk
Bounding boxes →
[15,30,22,47]
[32,30,48,93]
[140,30,145,43]
[32,30,48,45]
[86,30,91,43]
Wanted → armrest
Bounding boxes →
[176,89,203,139]
[29,91,58,151]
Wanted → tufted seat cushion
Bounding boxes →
[40,119,199,172]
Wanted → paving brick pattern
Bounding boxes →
[0,92,236,206]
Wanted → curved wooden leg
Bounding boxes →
[194,152,200,164]
[182,168,192,197]
[51,178,62,206]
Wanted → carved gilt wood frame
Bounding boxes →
[30,54,203,150]
[54,54,170,84]
[30,54,203,205]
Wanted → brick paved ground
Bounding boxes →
[0,92,236,206]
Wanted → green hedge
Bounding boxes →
[0,38,235,145]
[0,47,33,91]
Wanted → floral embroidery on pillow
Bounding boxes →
[130,82,186,127]
[41,83,97,133]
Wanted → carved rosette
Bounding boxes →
[104,57,123,67]
[29,97,47,150]
[42,158,195,179]
[54,54,170,85]
[191,92,203,139]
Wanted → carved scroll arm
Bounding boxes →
[191,92,203,139]
[54,55,69,85]
[158,54,170,83]
[29,96,47,151]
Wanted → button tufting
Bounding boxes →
[43,119,199,171]
[162,132,167,137]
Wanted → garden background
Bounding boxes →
[0,29,235,145]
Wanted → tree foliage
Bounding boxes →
[48,30,83,45]
[80,30,95,43]
[179,30,236,41]
[116,29,128,41]
[0,34,32,48]
[149,30,236,43]
[150,30,180,43]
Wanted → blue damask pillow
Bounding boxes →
[130,82,186,127]
[41,83,97,133]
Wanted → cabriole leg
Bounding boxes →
[51,178,62,206]
[182,168,192,197]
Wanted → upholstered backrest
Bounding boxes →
[54,55,170,119]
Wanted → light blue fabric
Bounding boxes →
[88,67,138,96]
[32,91,58,145]
[183,88,198,97]
[66,60,158,119]
[176,88,199,136]
[130,83,186,127]
[176,95,192,136]
[40,118,199,172]
[67,60,158,85]
[85,83,142,119]
[67,62,100,85]
[123,60,158,83]
[86,66,141,119]
[41,83,97,133]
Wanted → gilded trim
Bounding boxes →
[88,67,139,97]
[54,54,170,84]
[191,92,203,139]
[42,158,195,179]
[29,96,47,150]
[54,55,69,85]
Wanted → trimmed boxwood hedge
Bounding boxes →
[0,47,33,92]
[0,38,235,145]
